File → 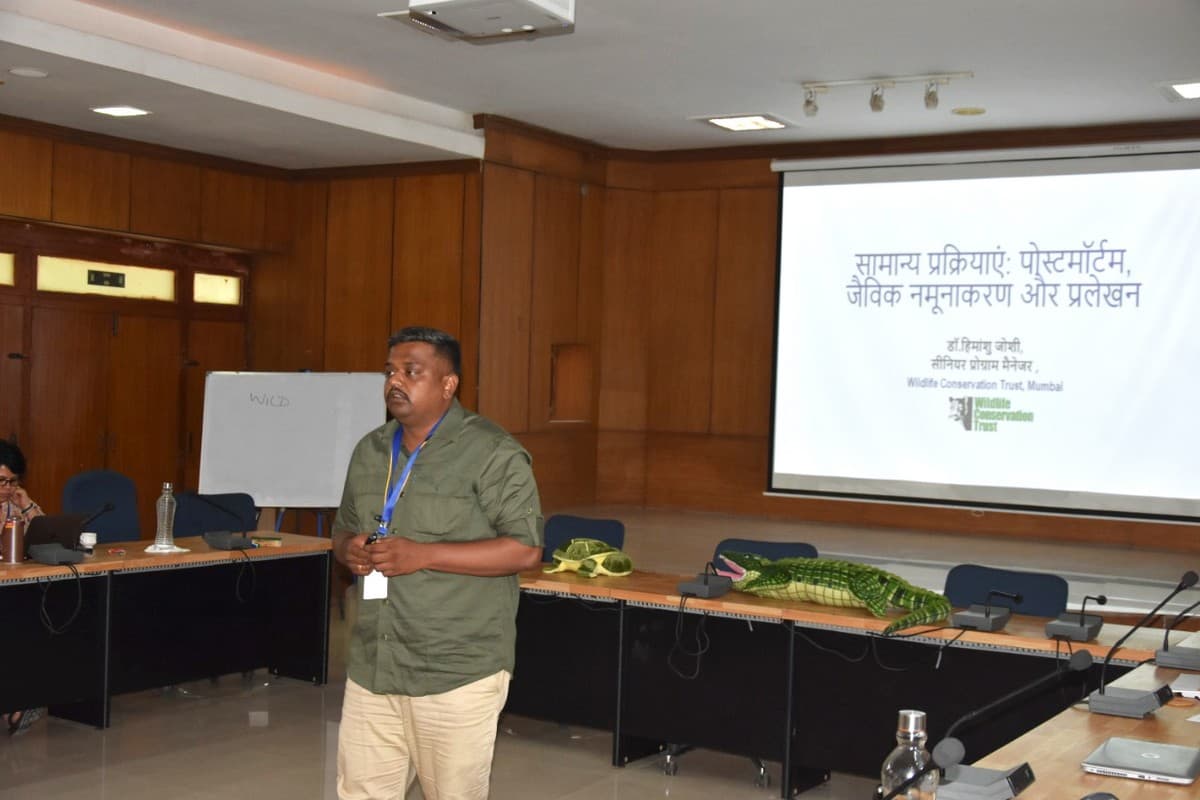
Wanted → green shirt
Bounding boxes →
[334,400,543,696]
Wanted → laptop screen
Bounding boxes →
[23,513,89,556]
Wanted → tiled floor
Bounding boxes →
[3,505,1189,799]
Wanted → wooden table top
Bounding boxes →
[519,568,1176,664]
[0,531,330,583]
[972,658,1200,799]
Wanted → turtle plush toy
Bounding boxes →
[543,537,634,578]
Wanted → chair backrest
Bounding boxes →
[943,563,1068,618]
[173,492,259,538]
[542,514,625,562]
[61,469,140,544]
[712,538,818,567]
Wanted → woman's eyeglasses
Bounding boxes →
[0,477,20,487]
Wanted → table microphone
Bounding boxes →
[1045,594,1107,642]
[1088,569,1197,718]
[877,738,964,800]
[952,589,1023,632]
[1155,593,1200,671]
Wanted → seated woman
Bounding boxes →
[1,439,45,735]
[0,439,44,524]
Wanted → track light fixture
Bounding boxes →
[803,88,819,117]
[800,71,972,115]
[869,85,885,112]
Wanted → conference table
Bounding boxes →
[973,653,1200,799]
[508,568,1181,797]
[0,533,331,729]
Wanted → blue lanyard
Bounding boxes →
[376,412,447,536]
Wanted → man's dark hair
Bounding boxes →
[388,327,462,376]
[0,439,28,476]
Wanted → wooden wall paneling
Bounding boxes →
[0,130,52,220]
[577,183,605,425]
[458,170,482,411]
[107,315,183,537]
[51,142,131,231]
[250,179,327,371]
[528,173,582,431]
[482,124,605,185]
[595,430,647,505]
[597,189,653,431]
[182,319,247,490]
[392,173,465,336]
[710,187,779,436]
[323,177,394,371]
[478,163,534,432]
[260,177,292,253]
[645,190,719,433]
[27,307,110,514]
[0,303,26,441]
[644,433,769,513]
[516,428,597,511]
[129,156,201,241]
[200,168,267,250]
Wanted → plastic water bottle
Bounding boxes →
[880,709,938,799]
[154,482,176,549]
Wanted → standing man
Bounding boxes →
[333,326,543,800]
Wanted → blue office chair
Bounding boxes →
[712,537,818,569]
[943,564,1068,618]
[62,469,140,544]
[541,514,625,562]
[173,492,258,537]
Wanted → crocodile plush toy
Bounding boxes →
[716,552,950,634]
[543,538,634,578]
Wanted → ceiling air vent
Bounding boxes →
[380,0,575,44]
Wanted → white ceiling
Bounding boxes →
[1,0,1199,170]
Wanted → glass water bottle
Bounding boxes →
[880,709,938,799]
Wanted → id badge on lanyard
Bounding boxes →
[362,414,445,600]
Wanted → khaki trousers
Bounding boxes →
[337,672,510,800]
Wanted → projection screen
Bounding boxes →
[771,148,1200,521]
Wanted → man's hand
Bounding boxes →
[365,536,428,577]
[334,532,376,577]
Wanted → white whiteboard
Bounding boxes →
[198,372,384,507]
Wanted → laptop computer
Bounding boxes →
[1081,736,1200,785]
[23,513,89,557]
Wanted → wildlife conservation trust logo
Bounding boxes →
[948,396,1034,433]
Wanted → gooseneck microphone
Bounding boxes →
[1045,593,1107,642]
[878,739,965,800]
[934,650,1092,799]
[952,589,1024,632]
[946,649,1092,739]
[1155,585,1200,671]
[80,502,115,530]
[1088,570,1197,718]
[1080,594,1107,621]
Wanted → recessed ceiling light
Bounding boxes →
[705,114,788,132]
[91,105,151,117]
[8,67,48,78]
[1170,81,1200,100]
[951,106,987,116]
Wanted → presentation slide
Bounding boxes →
[772,153,1200,520]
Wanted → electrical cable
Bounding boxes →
[39,564,82,634]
